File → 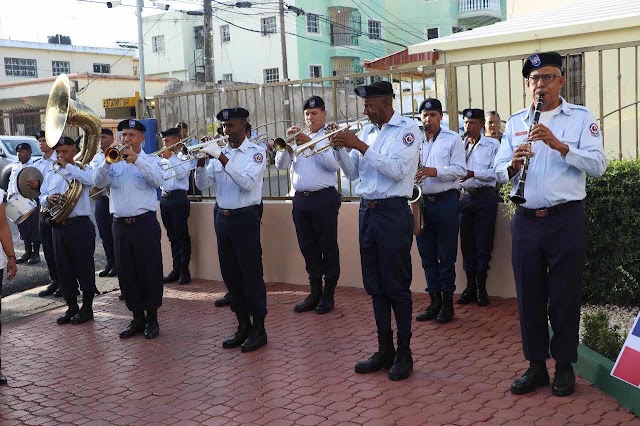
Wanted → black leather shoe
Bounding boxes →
[241,317,267,353]
[71,309,94,325]
[144,320,160,339]
[178,271,191,285]
[98,266,112,277]
[0,372,6,385]
[27,254,41,265]
[476,272,490,307]
[511,363,550,395]
[119,318,146,338]
[214,293,231,307]
[38,282,58,297]
[436,292,454,324]
[355,331,396,374]
[163,270,179,284]
[457,288,477,305]
[57,307,79,325]
[388,333,413,381]
[294,281,322,313]
[53,290,63,298]
[119,293,125,300]
[552,364,576,397]
[16,252,30,264]
[416,292,442,321]
[223,313,251,348]
[315,291,335,314]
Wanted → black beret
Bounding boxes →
[522,52,563,78]
[34,130,45,139]
[418,98,443,113]
[55,136,77,148]
[16,142,32,151]
[303,96,325,111]
[101,128,113,137]
[462,108,485,120]
[161,127,181,137]
[117,119,146,132]
[175,122,188,129]
[354,81,395,98]
[216,107,250,121]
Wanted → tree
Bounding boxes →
[48,34,72,45]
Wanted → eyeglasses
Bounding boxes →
[527,74,561,84]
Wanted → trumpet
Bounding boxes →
[104,144,129,164]
[181,136,229,157]
[294,119,365,158]
[273,125,310,152]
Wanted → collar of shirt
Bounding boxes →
[362,111,403,138]
[526,96,571,121]
[223,138,250,155]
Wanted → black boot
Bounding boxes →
[436,292,454,324]
[119,310,146,338]
[294,279,322,313]
[315,280,336,314]
[416,292,442,321]
[71,292,94,325]
[57,300,79,325]
[38,280,59,297]
[355,331,396,374]
[163,258,180,283]
[457,270,477,305]
[178,262,191,285]
[476,272,490,306]
[214,292,231,307]
[389,333,413,381]
[241,316,267,352]
[16,242,31,264]
[28,243,41,264]
[98,264,113,277]
[144,309,160,339]
[223,312,251,348]
[552,363,576,397]
[511,361,550,395]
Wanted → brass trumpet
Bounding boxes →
[273,125,310,152]
[104,144,129,164]
[294,119,365,158]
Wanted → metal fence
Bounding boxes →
[155,40,640,200]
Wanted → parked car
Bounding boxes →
[0,135,43,190]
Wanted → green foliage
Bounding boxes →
[498,182,516,218]
[584,159,640,306]
[582,309,625,361]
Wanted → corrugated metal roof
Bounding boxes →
[363,49,438,70]
[409,0,640,54]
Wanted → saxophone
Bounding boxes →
[43,74,100,224]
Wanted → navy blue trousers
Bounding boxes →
[292,187,340,285]
[460,188,498,273]
[416,190,460,294]
[113,212,164,312]
[359,198,413,336]
[95,196,116,269]
[17,203,40,243]
[214,204,267,318]
[52,216,97,303]
[511,201,586,364]
[159,191,191,268]
[39,215,58,284]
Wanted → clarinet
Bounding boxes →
[510,94,544,205]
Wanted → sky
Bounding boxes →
[0,0,202,48]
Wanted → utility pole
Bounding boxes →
[279,0,291,125]
[204,0,215,85]
[136,0,147,118]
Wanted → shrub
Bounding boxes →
[582,309,625,361]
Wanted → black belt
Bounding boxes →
[464,186,496,197]
[516,200,583,218]
[295,187,335,197]
[113,211,155,225]
[423,189,458,203]
[360,197,408,210]
[216,204,259,217]
[57,216,90,227]
[161,189,187,198]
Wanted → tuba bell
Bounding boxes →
[43,74,100,224]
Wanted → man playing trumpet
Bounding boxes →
[275,96,341,314]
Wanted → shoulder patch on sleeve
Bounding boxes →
[253,152,264,163]
[589,122,600,137]
[402,132,415,146]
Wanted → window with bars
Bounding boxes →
[220,25,230,43]
[261,17,277,36]
[307,14,319,34]
[452,26,465,33]
[152,35,165,53]
[222,73,233,81]
[562,54,584,105]
[368,20,381,39]
[263,68,279,83]
[4,57,38,77]
[426,27,439,40]
[93,63,111,74]
[52,60,70,76]
[309,65,322,79]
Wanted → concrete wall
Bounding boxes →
[160,201,517,298]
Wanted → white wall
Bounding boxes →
[507,0,582,19]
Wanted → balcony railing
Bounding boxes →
[458,0,502,18]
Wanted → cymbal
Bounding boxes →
[17,166,43,200]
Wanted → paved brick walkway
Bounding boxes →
[1,281,638,425]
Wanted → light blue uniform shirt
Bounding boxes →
[336,111,420,200]
[94,151,164,217]
[495,98,607,209]
[460,135,500,190]
[33,152,57,205]
[419,127,466,195]
[275,126,340,192]
[161,154,191,192]
[194,138,266,209]
[40,163,94,217]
